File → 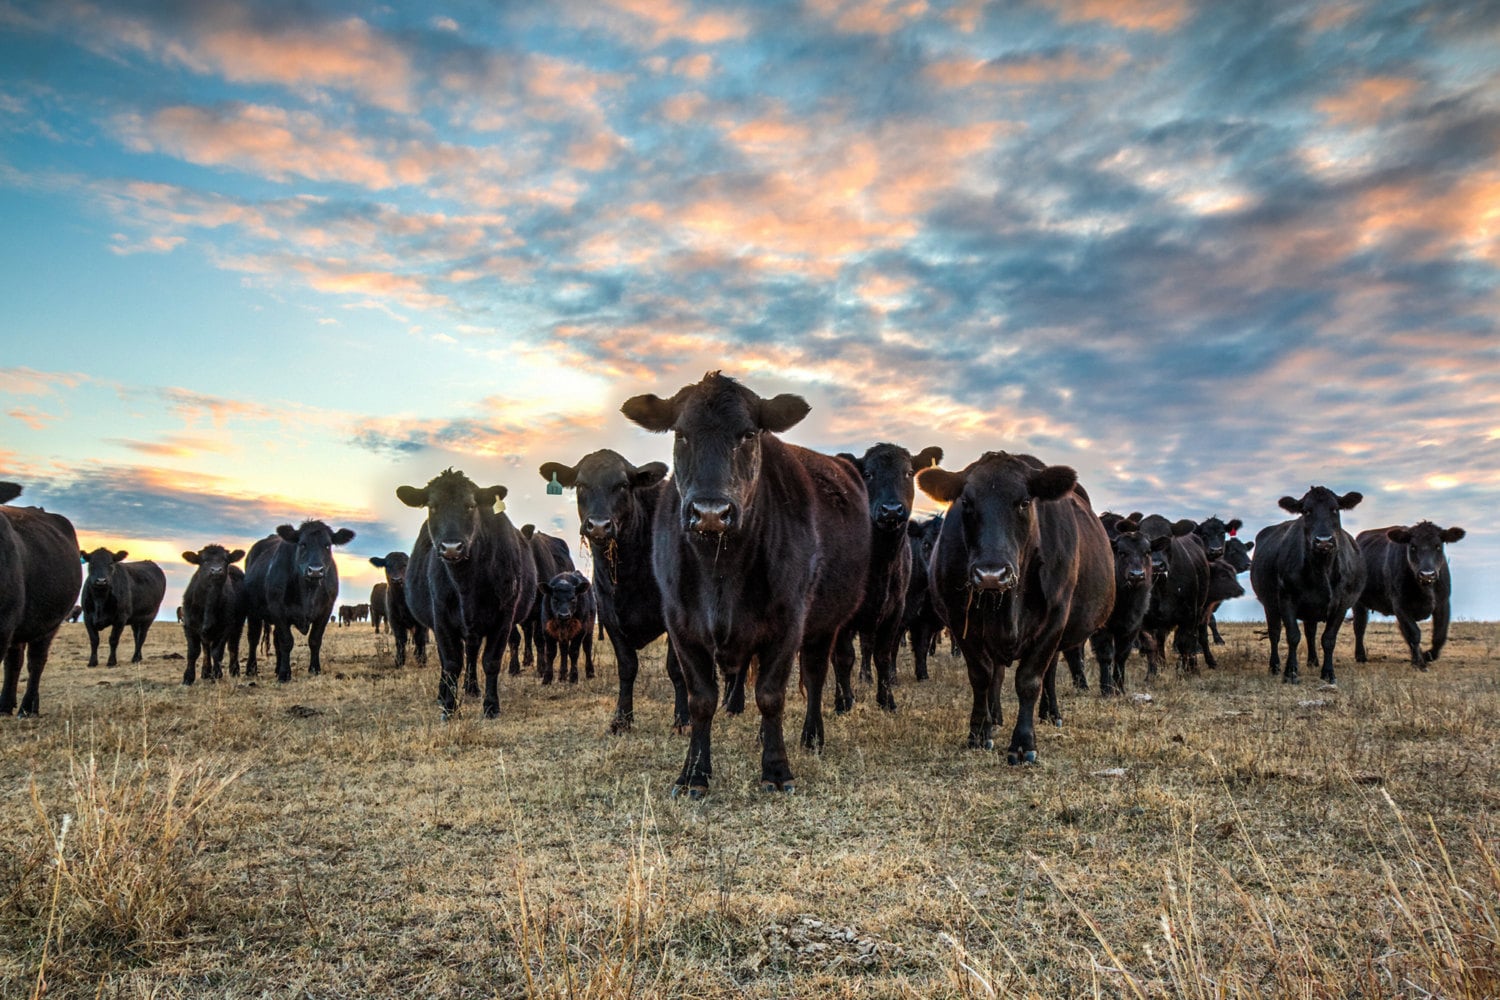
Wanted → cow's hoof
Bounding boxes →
[1007,750,1038,766]
[671,784,707,801]
[439,710,453,722]
[484,707,499,720]
[968,738,994,751]
[672,722,690,736]
[761,781,794,794]
[608,715,633,735]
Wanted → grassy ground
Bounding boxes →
[1,617,1497,998]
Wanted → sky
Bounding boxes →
[1,0,1496,624]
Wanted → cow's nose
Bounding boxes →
[304,564,326,580]
[1208,546,1225,560]
[1313,534,1335,550]
[584,517,614,540]
[438,541,466,562]
[876,502,908,527]
[688,499,734,534]
[1126,568,1147,584]
[970,563,1017,592]
[1419,570,1438,583]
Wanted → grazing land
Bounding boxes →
[2,619,1497,998]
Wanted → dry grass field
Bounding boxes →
[2,617,1497,999]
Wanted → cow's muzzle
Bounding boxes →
[686,498,735,535]
[438,541,467,563]
[583,517,614,541]
[970,563,1017,592]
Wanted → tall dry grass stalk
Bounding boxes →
[22,719,246,974]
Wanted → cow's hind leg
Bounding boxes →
[19,632,57,717]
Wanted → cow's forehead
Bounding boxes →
[576,450,630,485]
[294,520,335,544]
[1300,486,1339,508]
[425,469,478,502]
[962,454,1035,495]
[1406,521,1444,545]
[675,377,757,427]
[197,544,229,559]
[860,443,912,471]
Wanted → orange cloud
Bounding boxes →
[109,435,234,459]
[1317,76,1419,127]
[7,408,55,431]
[807,0,931,35]
[1046,0,1191,32]
[0,367,89,396]
[926,48,1129,88]
[600,0,750,44]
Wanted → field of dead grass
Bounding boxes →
[1,617,1497,999]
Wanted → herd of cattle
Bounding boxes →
[0,374,1466,797]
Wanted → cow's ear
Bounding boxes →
[183,551,201,565]
[228,549,245,564]
[1226,518,1243,534]
[913,446,943,470]
[331,528,355,546]
[758,393,810,433]
[836,452,859,471]
[0,482,20,504]
[1441,526,1466,544]
[477,485,508,510]
[575,574,590,594]
[917,467,966,504]
[536,581,549,597]
[1170,518,1196,538]
[1027,465,1076,502]
[1127,512,1144,523]
[1151,534,1173,552]
[1243,541,1254,553]
[520,524,536,540]
[621,393,675,432]
[1337,491,1363,510]
[1278,496,1303,514]
[1117,519,1141,534]
[79,550,88,563]
[631,462,668,490]
[396,485,428,508]
[1386,527,1412,544]
[276,524,300,542]
[539,462,578,488]
[113,550,129,562]
[370,556,386,568]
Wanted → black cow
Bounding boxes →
[180,544,246,684]
[622,373,870,796]
[1090,520,1169,695]
[370,583,387,632]
[513,526,574,683]
[1131,515,1210,675]
[338,605,356,627]
[1250,486,1366,684]
[917,452,1113,763]
[398,469,535,718]
[370,552,427,668]
[1192,515,1245,645]
[537,450,689,733]
[1352,522,1464,670]
[900,515,945,682]
[243,521,355,683]
[1197,536,1253,665]
[353,602,370,622]
[1,483,81,716]
[79,547,167,667]
[538,570,596,683]
[832,443,942,715]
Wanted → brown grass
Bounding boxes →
[1,618,1496,998]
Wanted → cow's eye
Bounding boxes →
[1017,499,1032,514]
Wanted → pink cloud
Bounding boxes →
[807,0,931,35]
[0,367,89,397]
[926,49,1130,88]
[1317,76,1420,127]
[1045,0,1191,32]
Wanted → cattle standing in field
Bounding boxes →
[832,443,942,715]
[369,552,427,668]
[353,602,370,623]
[1197,536,1253,665]
[538,570,596,683]
[180,544,246,684]
[338,605,356,627]
[1352,522,1464,670]
[900,515,945,682]
[622,373,870,796]
[369,584,387,632]
[1192,516,1244,646]
[1090,519,1168,695]
[537,451,689,732]
[80,547,167,667]
[1250,486,1366,684]
[513,526,573,683]
[1131,515,1210,674]
[917,453,1114,763]
[243,521,355,683]
[0,483,81,716]
[398,469,535,718]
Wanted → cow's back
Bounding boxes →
[1250,520,1298,606]
[123,562,167,623]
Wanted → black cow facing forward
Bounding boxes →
[1091,520,1168,695]
[622,373,870,796]
[1,483,81,716]
[370,552,427,667]
[538,570,596,683]
[537,450,689,732]
[243,521,355,683]
[917,452,1113,763]
[1352,522,1464,670]
[515,526,573,683]
[180,544,246,684]
[1250,487,1366,684]
[1198,536,1253,665]
[398,469,535,718]
[832,443,942,715]
[80,547,167,667]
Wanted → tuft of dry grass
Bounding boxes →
[0,618,1496,998]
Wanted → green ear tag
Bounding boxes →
[546,472,563,496]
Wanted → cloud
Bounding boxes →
[1045,0,1191,33]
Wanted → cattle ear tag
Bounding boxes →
[495,499,506,513]
[546,472,564,496]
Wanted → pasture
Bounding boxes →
[2,618,1497,999]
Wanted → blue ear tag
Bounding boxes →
[546,472,563,496]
